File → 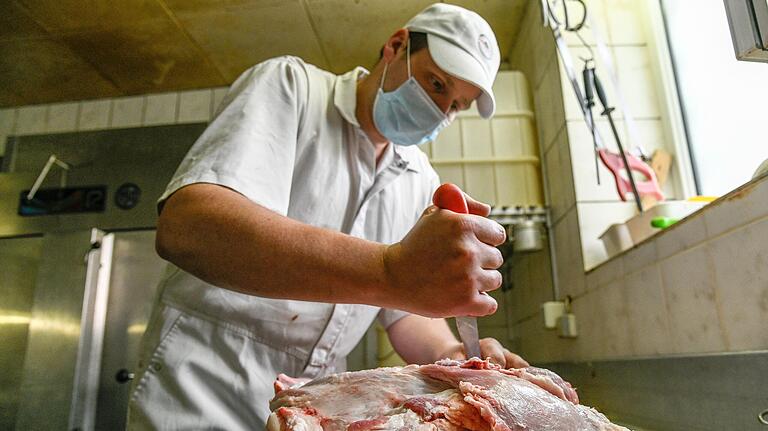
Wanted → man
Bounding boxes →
[128,3,527,429]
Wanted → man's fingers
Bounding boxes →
[479,338,506,365]
[465,292,498,317]
[477,269,503,293]
[464,193,491,216]
[503,349,530,368]
[469,215,506,246]
[479,246,504,269]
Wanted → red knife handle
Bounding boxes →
[433,183,468,214]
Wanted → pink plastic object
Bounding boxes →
[598,149,664,202]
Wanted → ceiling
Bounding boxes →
[1,0,528,107]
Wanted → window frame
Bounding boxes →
[724,0,768,62]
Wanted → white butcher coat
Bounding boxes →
[126,56,440,429]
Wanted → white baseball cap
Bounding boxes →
[405,3,501,119]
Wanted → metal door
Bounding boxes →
[95,230,166,430]
[0,235,44,429]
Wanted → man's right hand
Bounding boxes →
[381,193,506,318]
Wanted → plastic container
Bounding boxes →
[600,223,634,258]
[624,201,707,244]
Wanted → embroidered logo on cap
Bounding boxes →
[477,34,492,60]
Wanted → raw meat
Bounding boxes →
[269,358,629,431]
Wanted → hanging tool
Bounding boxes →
[432,183,482,360]
[543,0,664,208]
[590,69,644,212]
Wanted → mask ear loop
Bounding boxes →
[379,38,410,91]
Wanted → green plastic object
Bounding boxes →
[651,217,679,229]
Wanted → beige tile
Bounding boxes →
[659,245,728,353]
[515,314,568,364]
[494,164,528,206]
[561,0,610,47]
[599,278,633,358]
[461,118,493,158]
[534,60,566,152]
[604,0,646,45]
[544,128,575,223]
[622,240,657,275]
[0,108,16,134]
[110,96,145,128]
[566,118,633,202]
[708,216,768,351]
[571,288,604,360]
[589,254,624,288]
[613,46,661,119]
[553,207,586,298]
[178,89,212,123]
[0,108,16,157]
[212,86,229,116]
[493,71,527,114]
[464,164,496,205]
[46,102,79,133]
[491,117,525,158]
[432,121,463,159]
[143,92,178,126]
[577,201,636,270]
[433,164,464,191]
[656,214,708,260]
[15,105,47,135]
[624,265,674,356]
[78,99,112,131]
[704,178,768,238]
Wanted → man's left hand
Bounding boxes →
[438,337,529,369]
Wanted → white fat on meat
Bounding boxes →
[268,359,630,431]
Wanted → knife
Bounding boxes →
[432,183,483,359]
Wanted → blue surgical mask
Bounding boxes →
[372,43,452,146]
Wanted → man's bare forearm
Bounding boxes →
[156,183,390,306]
[386,314,460,364]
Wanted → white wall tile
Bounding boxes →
[562,0,610,47]
[111,96,145,128]
[659,245,728,353]
[708,216,768,351]
[655,215,708,260]
[212,86,229,116]
[625,265,674,355]
[46,102,79,133]
[704,178,768,238]
[78,99,112,131]
[15,105,47,135]
[178,89,213,123]
[144,93,178,126]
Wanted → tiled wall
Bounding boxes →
[0,87,230,157]
[496,0,765,365]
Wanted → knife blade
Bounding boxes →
[432,183,485,360]
[456,316,481,359]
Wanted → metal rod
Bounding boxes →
[603,108,644,213]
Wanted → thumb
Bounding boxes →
[464,193,491,217]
